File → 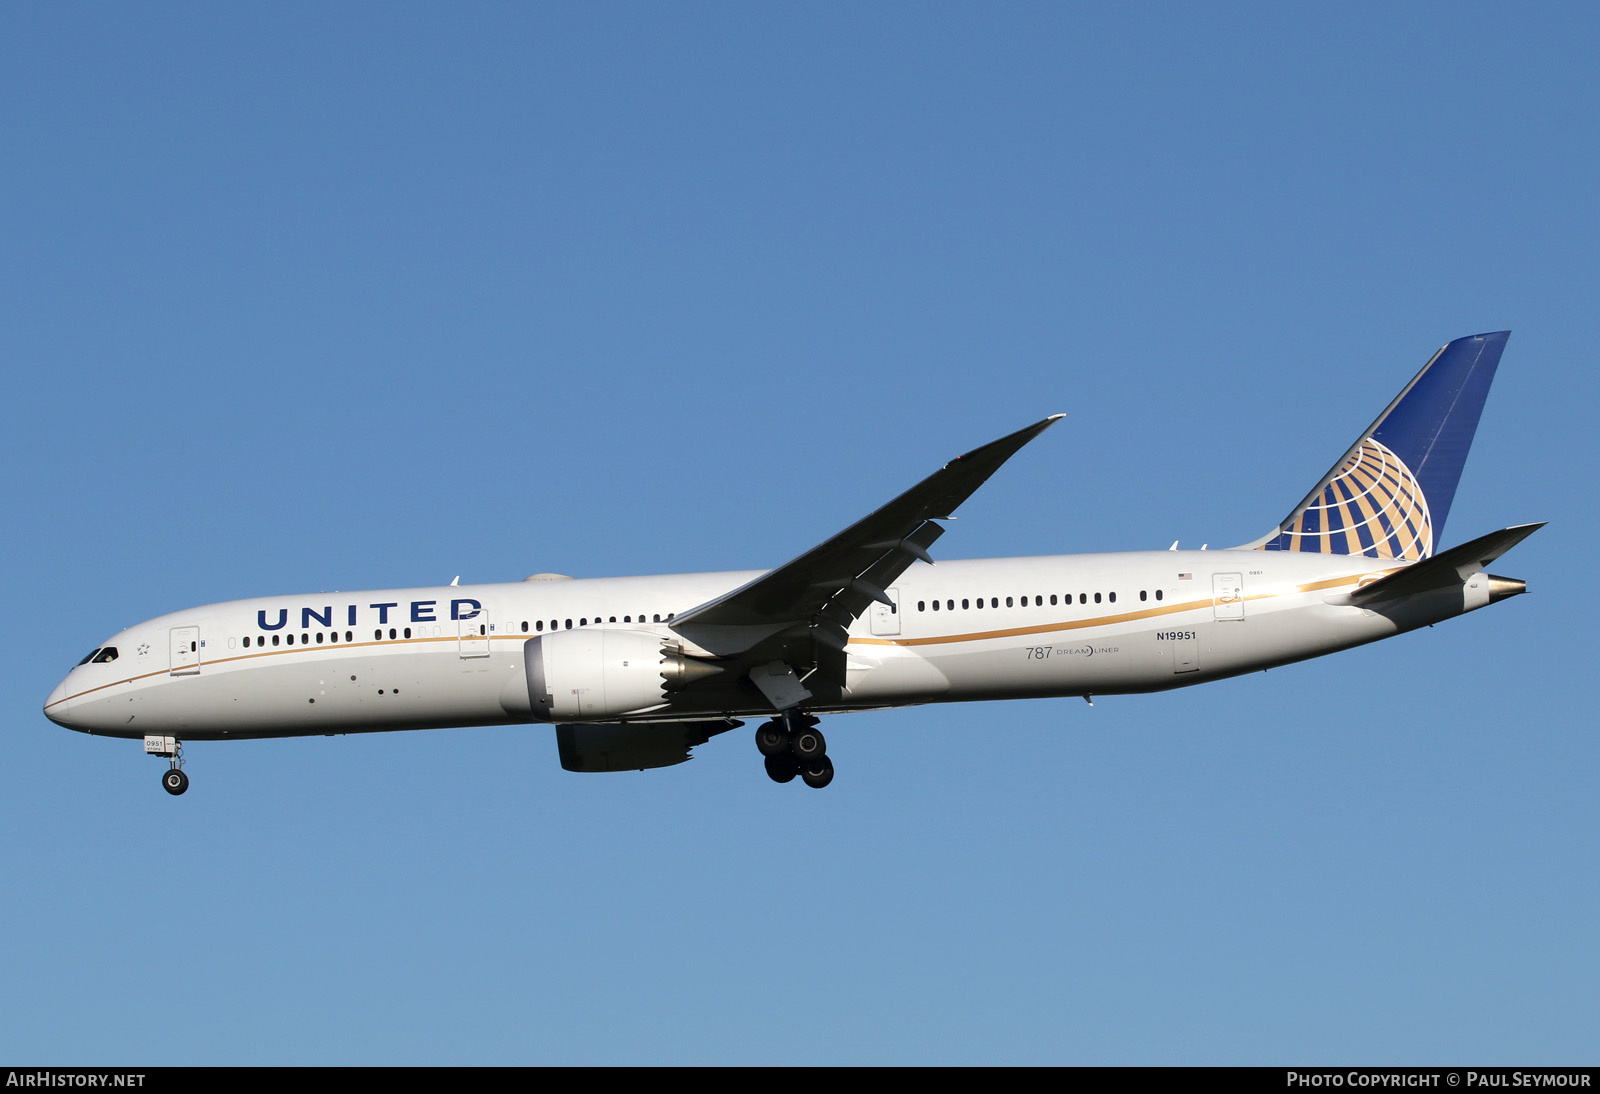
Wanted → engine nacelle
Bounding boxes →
[555,721,737,772]
[525,628,722,722]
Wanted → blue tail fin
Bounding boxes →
[1251,331,1509,560]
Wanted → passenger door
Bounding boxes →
[459,605,490,658]
[868,588,902,636]
[1212,573,1245,621]
[169,626,201,676]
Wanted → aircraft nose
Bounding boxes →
[44,679,74,727]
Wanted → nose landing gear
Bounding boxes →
[756,712,833,789]
[145,735,188,796]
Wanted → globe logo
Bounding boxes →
[1272,437,1433,560]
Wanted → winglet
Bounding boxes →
[930,414,1064,518]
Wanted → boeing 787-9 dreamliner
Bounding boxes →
[46,332,1538,794]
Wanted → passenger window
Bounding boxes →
[918,601,926,612]
[1049,595,1057,605]
[962,599,969,610]
[1006,597,1013,607]
[1156,590,1164,601]
[1094,593,1102,604]
[932,600,940,611]
[1109,592,1116,603]
[273,635,281,646]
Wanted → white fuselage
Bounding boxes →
[45,547,1474,742]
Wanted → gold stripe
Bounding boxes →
[49,569,1399,707]
[853,571,1389,648]
[47,633,485,709]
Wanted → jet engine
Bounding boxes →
[524,628,722,722]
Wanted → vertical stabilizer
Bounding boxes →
[1249,331,1509,560]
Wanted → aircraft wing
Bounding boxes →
[670,415,1063,673]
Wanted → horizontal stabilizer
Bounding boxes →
[1349,522,1544,606]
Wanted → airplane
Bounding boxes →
[45,331,1539,795]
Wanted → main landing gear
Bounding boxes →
[756,711,834,789]
[145,735,189,796]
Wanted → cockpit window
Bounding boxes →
[91,647,118,664]
[77,648,101,666]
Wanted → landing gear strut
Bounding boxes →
[756,711,833,790]
[146,735,188,796]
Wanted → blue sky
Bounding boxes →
[3,3,1594,1064]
